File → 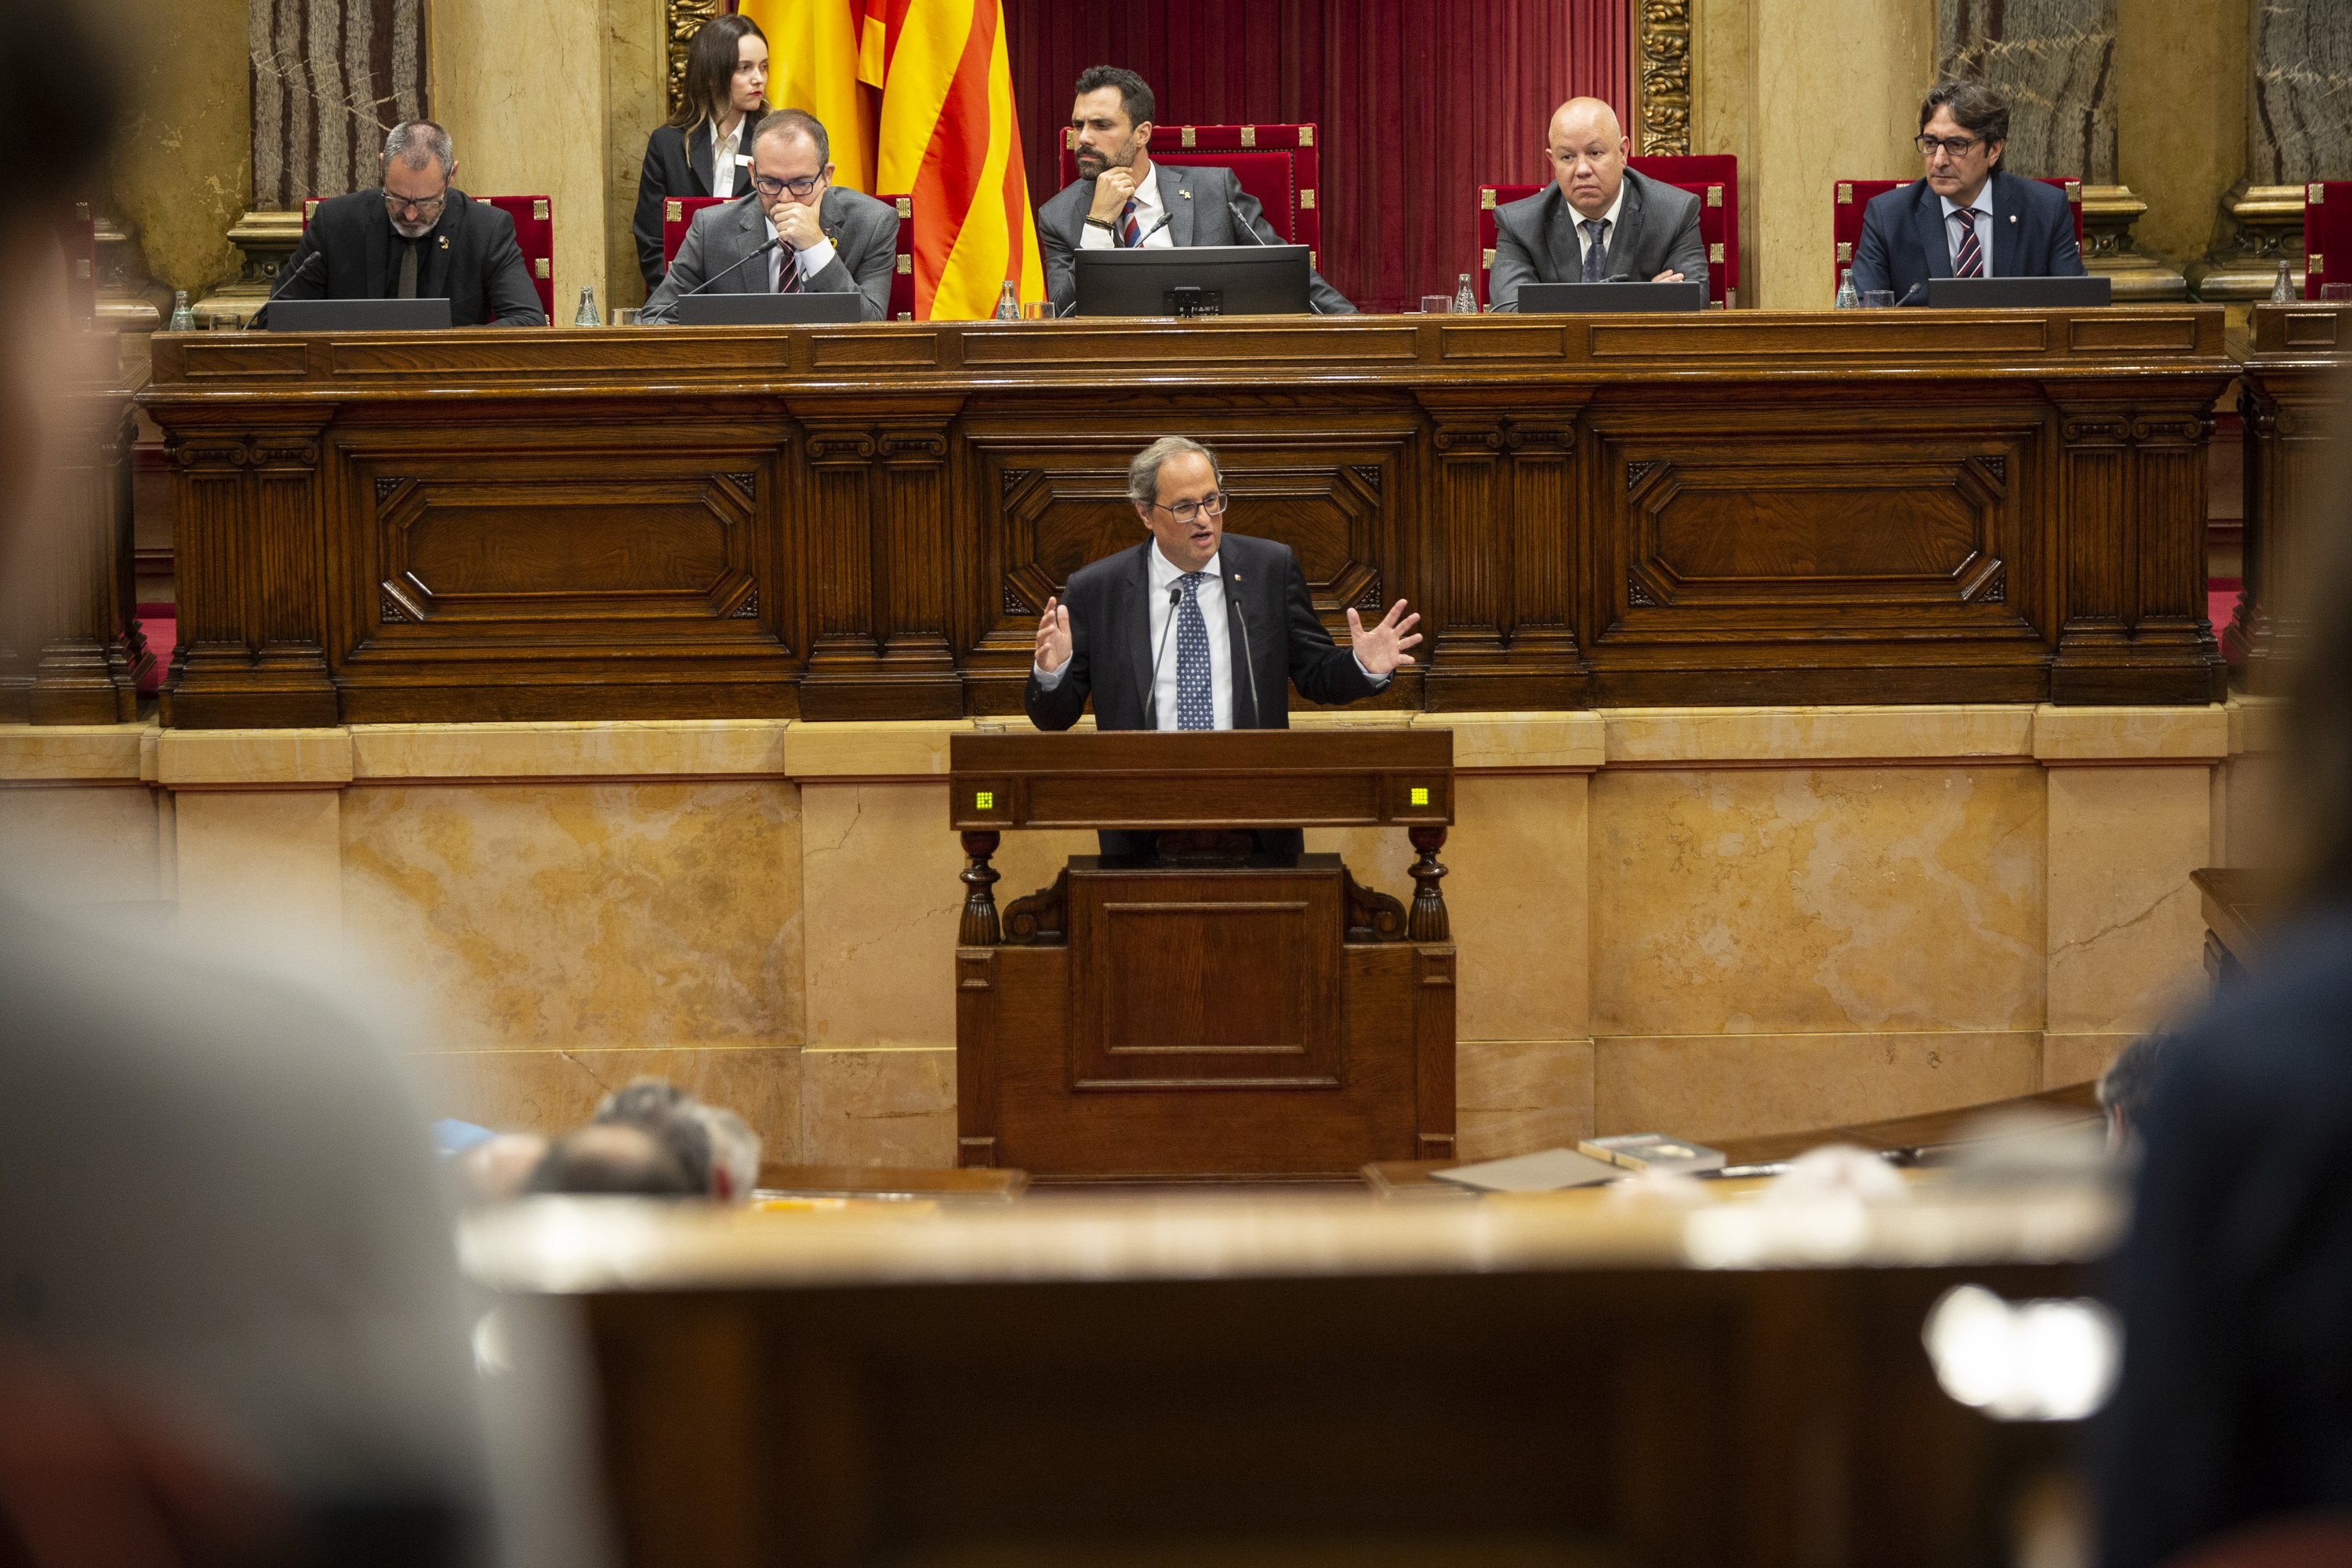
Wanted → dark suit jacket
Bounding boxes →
[1024,533,1378,732]
[1035,162,1356,318]
[268,188,546,327]
[637,186,899,323]
[2096,909,2352,1568]
[1848,169,2087,303]
[632,111,768,292]
[1488,169,1709,310]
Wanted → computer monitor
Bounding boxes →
[1925,277,2112,309]
[264,298,452,331]
[1073,245,1312,317]
[1515,281,1708,314]
[673,293,866,325]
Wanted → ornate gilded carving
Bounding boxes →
[1637,0,1694,156]
[666,0,724,116]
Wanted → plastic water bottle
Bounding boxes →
[1452,272,1479,315]
[994,280,1022,321]
[574,285,601,327]
[1835,268,1860,309]
[168,289,196,332]
[2271,260,2295,303]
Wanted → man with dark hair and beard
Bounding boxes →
[1034,64,1356,318]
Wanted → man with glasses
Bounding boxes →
[641,108,899,322]
[1849,79,2087,305]
[267,121,546,326]
[1489,97,1707,312]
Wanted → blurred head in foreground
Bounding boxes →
[525,1123,699,1198]
[2095,1033,2172,1152]
[591,1077,761,1200]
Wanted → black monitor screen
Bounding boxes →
[1073,245,1312,318]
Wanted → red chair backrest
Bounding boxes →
[1060,124,1323,277]
[1475,156,1740,309]
[1832,176,2082,296]
[304,193,555,321]
[665,192,919,318]
[2305,182,2347,299]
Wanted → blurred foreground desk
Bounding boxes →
[140,308,2230,726]
[470,1185,2120,1568]
[2231,302,2352,691]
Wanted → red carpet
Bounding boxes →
[136,605,174,695]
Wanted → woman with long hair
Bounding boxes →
[630,13,770,293]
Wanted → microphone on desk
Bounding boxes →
[241,251,323,330]
[1142,584,1181,728]
[1896,281,1925,306]
[1228,200,1323,314]
[1225,593,1261,728]
[673,236,784,300]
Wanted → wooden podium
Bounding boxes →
[949,728,1456,1181]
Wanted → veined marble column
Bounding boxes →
[2192,0,2352,301]
[196,0,427,324]
[1937,0,2187,299]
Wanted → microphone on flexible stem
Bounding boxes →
[241,251,323,330]
[1142,583,1181,728]
[1896,281,1926,306]
[672,235,784,300]
[1225,593,1261,728]
[1227,200,1323,314]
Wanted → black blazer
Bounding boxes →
[1847,169,2087,303]
[2096,908,2352,1568]
[268,188,545,327]
[633,111,768,292]
[1024,532,1379,732]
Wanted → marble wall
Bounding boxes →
[114,0,253,298]
[1936,0,2118,183]
[2249,0,2352,183]
[0,702,2258,1171]
[2114,0,2246,265]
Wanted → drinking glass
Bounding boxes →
[1022,300,1051,320]
[1420,294,1454,314]
[1860,289,1897,309]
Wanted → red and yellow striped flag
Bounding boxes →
[858,0,1045,319]
[737,0,877,194]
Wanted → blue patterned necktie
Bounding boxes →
[1173,572,1213,731]
[1581,218,1609,282]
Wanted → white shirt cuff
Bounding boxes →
[795,237,837,277]
[1354,652,1392,688]
[1078,223,1115,250]
[1031,659,1068,690]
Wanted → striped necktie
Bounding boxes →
[775,240,802,293]
[1120,198,1142,248]
[1951,209,1984,278]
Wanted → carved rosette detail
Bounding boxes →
[1353,577,1385,612]
[1637,0,1694,155]
[730,588,760,619]
[1348,464,1383,492]
[1004,583,1029,615]
[1000,466,1036,497]
[725,472,756,495]
[374,477,402,503]
[1625,459,1661,489]
[1979,568,2006,604]
[379,590,410,623]
[1628,572,1658,608]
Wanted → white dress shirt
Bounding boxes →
[1940,187,1994,275]
[1078,162,1174,249]
[710,116,748,198]
[1031,541,1391,728]
[1569,181,1628,274]
[763,210,838,289]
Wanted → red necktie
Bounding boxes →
[775,240,802,292]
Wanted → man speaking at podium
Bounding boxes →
[1026,437,1420,851]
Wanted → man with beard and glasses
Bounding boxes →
[1035,66,1356,318]
[262,120,546,328]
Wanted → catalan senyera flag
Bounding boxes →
[738,0,877,194]
[858,0,1046,319]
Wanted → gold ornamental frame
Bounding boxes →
[666,0,724,115]
[1636,0,1693,155]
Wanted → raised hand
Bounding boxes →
[1034,597,1073,673]
[771,199,826,253]
[1345,598,1422,677]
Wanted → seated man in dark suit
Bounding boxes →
[1489,97,1708,311]
[1036,66,1356,318]
[641,108,900,322]
[1849,79,2087,303]
[267,121,546,327]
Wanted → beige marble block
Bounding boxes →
[800,1046,957,1167]
[1456,1038,1595,1161]
[0,722,151,782]
[801,782,964,1050]
[340,782,802,1051]
[2045,765,2212,1036]
[0,784,166,902]
[1592,765,2045,1037]
[174,789,343,933]
[1593,1030,2044,1143]
[2044,1031,2138,1091]
[1443,772,1590,1041]
[419,1044,803,1160]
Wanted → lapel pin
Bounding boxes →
[437,235,449,249]
[2009,213,2018,223]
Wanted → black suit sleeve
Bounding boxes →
[631,134,673,293]
[1280,551,1378,706]
[2047,205,2089,278]
[1040,194,1081,318]
[477,212,546,326]
[1660,197,1710,293]
[1848,201,1894,296]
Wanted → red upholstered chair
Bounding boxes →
[2304,182,2347,298]
[1475,157,1740,308]
[304,193,555,321]
[1060,123,1323,276]
[1832,176,2082,296]
[665,192,918,318]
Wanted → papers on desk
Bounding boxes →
[1431,1146,1624,1193]
[1579,1134,1727,1176]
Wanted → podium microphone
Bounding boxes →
[1226,594,1261,728]
[1142,583,1181,728]
[1228,200,1321,314]
[673,235,783,299]
[241,251,323,330]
